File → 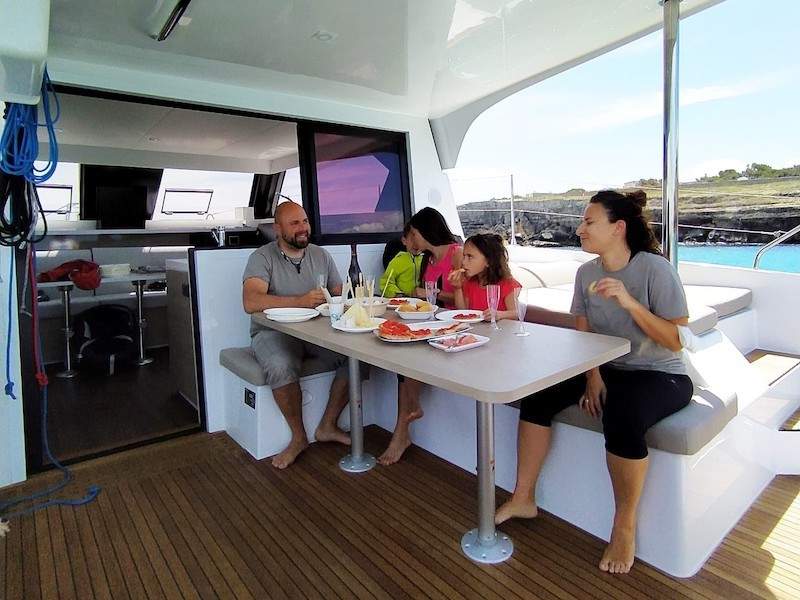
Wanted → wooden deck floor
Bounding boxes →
[2,429,799,599]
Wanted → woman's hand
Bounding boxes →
[581,370,606,418]
[447,268,466,289]
[594,277,637,311]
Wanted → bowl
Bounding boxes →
[397,306,438,320]
[344,296,389,316]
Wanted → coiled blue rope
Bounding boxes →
[0,68,60,184]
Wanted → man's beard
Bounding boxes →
[283,232,309,249]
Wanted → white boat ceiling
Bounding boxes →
[48,0,726,166]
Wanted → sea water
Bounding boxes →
[678,244,800,273]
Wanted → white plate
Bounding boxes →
[428,333,490,353]
[331,317,386,333]
[435,309,484,324]
[374,320,468,343]
[263,307,320,323]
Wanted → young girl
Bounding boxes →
[448,233,521,321]
[379,224,423,298]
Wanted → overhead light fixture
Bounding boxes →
[148,0,193,42]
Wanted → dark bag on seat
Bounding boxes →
[72,304,137,375]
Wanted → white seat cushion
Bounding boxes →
[220,347,332,387]
[683,285,752,318]
[553,386,737,455]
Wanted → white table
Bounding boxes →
[38,273,166,376]
[252,312,630,564]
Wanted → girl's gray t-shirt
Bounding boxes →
[571,252,688,375]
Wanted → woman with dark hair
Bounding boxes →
[378,207,463,466]
[407,207,462,308]
[496,190,693,575]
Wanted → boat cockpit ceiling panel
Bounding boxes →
[47,0,725,165]
[40,93,299,173]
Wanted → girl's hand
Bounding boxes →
[580,371,606,418]
[447,268,466,289]
[481,308,492,321]
[594,277,637,311]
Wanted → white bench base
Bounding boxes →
[223,367,349,460]
[366,367,772,578]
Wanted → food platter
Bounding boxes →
[428,333,490,353]
[374,320,469,343]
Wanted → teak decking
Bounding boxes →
[2,429,799,599]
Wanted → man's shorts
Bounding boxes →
[251,328,347,389]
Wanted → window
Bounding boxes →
[161,189,214,215]
[151,169,255,221]
[36,184,73,214]
[34,161,80,222]
[300,125,412,244]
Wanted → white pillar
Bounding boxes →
[662,0,680,265]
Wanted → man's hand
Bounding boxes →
[300,288,326,308]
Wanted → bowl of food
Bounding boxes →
[396,300,438,320]
[344,296,389,316]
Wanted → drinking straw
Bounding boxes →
[380,269,393,300]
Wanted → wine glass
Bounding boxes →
[515,291,530,337]
[486,284,501,330]
[424,280,439,306]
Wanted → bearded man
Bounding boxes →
[242,202,350,468]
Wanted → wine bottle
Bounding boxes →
[348,243,362,284]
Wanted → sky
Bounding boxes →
[447,0,800,203]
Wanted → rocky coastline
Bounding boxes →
[457,199,800,247]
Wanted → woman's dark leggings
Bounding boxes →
[519,366,693,460]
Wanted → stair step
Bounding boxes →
[781,406,800,431]
[745,349,800,385]
[742,395,800,430]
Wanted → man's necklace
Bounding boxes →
[281,249,305,274]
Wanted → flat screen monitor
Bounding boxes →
[302,126,412,245]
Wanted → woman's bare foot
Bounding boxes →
[314,425,351,445]
[599,525,636,574]
[495,498,538,525]
[271,438,309,469]
[378,408,424,466]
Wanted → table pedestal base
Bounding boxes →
[339,356,375,473]
[461,529,514,564]
[56,368,78,379]
[339,454,376,473]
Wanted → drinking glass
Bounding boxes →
[515,292,529,337]
[424,280,439,306]
[486,284,501,330]
[328,299,344,325]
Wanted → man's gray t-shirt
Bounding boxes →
[243,241,342,336]
[571,252,688,374]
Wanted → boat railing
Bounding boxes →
[752,223,800,268]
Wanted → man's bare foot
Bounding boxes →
[377,433,411,465]
[599,525,636,574]
[314,425,351,445]
[271,438,309,469]
[495,498,538,525]
[406,407,424,423]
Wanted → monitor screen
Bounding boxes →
[308,130,410,244]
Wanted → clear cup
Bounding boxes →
[329,300,344,325]
[486,284,501,330]
[515,291,530,337]
[424,280,439,306]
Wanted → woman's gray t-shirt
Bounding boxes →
[571,252,688,375]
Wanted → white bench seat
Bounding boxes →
[219,346,342,460]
